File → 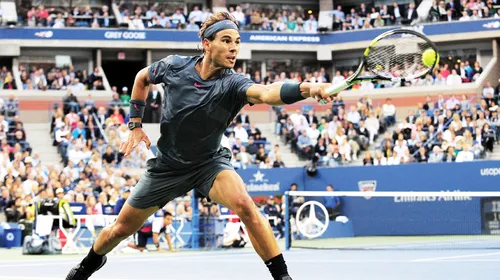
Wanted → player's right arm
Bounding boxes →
[245,82,333,106]
[120,57,171,156]
[119,67,152,156]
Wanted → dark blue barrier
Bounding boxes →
[240,161,500,195]
[239,161,500,236]
[341,196,481,236]
[0,223,23,248]
[0,19,497,44]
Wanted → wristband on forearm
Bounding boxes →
[129,100,146,119]
[280,82,305,104]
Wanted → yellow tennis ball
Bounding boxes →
[422,48,437,67]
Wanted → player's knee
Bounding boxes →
[233,196,258,223]
[109,222,135,240]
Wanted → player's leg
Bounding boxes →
[66,156,182,280]
[208,170,291,280]
[93,203,158,254]
[65,203,158,280]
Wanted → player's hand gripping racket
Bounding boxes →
[318,29,439,104]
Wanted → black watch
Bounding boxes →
[127,122,142,131]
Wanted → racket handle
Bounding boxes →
[326,80,350,95]
[318,81,350,105]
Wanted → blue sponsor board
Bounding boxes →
[0,19,498,44]
[238,161,500,236]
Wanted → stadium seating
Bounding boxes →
[362,90,499,165]
[12,1,500,33]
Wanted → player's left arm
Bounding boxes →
[245,82,335,106]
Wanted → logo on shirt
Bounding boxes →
[194,82,207,88]
[358,180,377,200]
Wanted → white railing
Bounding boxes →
[36,213,279,254]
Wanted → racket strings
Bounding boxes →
[365,34,434,81]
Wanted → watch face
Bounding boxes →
[128,122,134,130]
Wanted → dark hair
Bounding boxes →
[198,11,239,53]
[164,211,173,217]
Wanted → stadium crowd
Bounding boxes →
[12,1,500,32]
[330,0,500,31]
[224,111,282,170]
[235,56,483,97]
[16,64,105,91]
[361,88,500,165]
[21,5,116,28]
[1,57,484,93]
[275,96,389,166]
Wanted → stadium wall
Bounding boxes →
[239,161,500,235]
[239,161,500,195]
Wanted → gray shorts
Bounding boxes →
[127,148,234,209]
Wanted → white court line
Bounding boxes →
[4,257,499,268]
[0,253,260,268]
[440,258,500,262]
[0,277,167,280]
[0,251,258,265]
[412,251,500,262]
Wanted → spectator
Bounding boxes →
[231,6,245,26]
[483,82,495,98]
[263,197,283,237]
[472,61,483,81]
[382,98,396,126]
[363,152,374,165]
[188,5,203,27]
[233,123,249,142]
[323,185,341,220]
[4,199,22,223]
[456,144,474,162]
[297,130,313,159]
[482,123,495,152]
[3,72,16,90]
[171,9,186,28]
[186,19,200,31]
[236,146,253,167]
[428,146,444,163]
[304,14,318,33]
[446,69,462,85]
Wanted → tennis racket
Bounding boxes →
[318,29,439,104]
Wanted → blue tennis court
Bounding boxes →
[0,246,498,280]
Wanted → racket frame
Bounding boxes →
[320,29,439,104]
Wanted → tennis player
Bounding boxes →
[66,11,334,280]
